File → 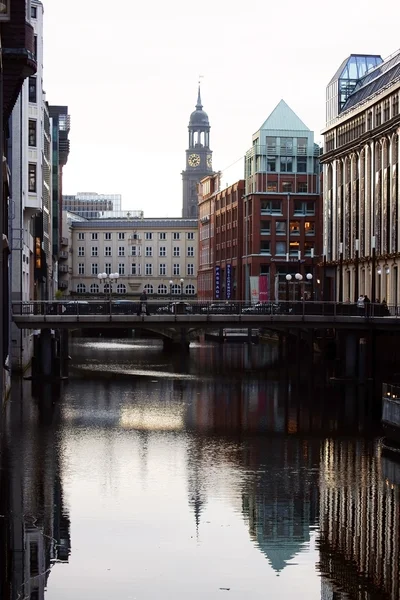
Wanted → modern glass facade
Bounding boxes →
[325,54,382,126]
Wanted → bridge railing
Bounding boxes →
[11,299,400,318]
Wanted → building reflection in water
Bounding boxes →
[241,437,319,574]
[318,439,400,599]
[0,382,71,599]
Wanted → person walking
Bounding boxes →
[137,290,150,316]
[363,295,371,316]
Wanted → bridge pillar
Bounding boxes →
[163,329,190,352]
[358,337,367,383]
[39,328,53,378]
[59,330,69,379]
[31,328,61,381]
[345,332,357,378]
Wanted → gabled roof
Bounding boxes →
[258,100,310,133]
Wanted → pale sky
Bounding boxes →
[43,0,400,218]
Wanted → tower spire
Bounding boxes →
[196,82,203,110]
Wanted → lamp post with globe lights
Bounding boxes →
[180,278,184,299]
[98,272,119,313]
[295,272,303,301]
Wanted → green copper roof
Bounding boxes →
[258,100,310,133]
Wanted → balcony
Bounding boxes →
[61,237,68,246]
[2,11,37,121]
[58,264,68,273]
[59,281,68,290]
[59,250,68,260]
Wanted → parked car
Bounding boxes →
[242,302,283,315]
[63,301,90,315]
[157,301,192,314]
[201,302,238,314]
[112,300,137,314]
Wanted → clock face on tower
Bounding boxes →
[188,153,200,167]
[207,154,212,168]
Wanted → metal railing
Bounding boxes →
[11,299,400,319]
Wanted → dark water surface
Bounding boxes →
[1,338,399,599]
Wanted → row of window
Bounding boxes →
[261,220,316,236]
[259,241,315,256]
[78,245,196,257]
[78,263,195,276]
[263,182,309,193]
[75,283,197,295]
[260,200,315,216]
[257,156,309,174]
[76,231,195,241]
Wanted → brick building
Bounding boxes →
[244,100,322,301]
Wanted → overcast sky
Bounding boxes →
[43,0,400,218]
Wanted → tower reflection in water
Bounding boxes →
[0,382,71,600]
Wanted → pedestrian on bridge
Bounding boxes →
[137,291,150,316]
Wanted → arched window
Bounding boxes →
[104,284,112,294]
[171,284,180,295]
[143,284,154,294]
[158,284,168,295]
[90,283,99,294]
[76,283,86,293]
[185,284,195,295]
[117,283,127,294]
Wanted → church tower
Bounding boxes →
[182,86,213,218]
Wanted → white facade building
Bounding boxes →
[10,0,50,371]
[322,51,400,304]
[66,218,198,297]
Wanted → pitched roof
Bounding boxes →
[258,100,310,133]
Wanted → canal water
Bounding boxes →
[1,337,399,599]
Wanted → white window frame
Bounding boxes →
[104,246,112,257]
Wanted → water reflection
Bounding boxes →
[318,439,400,599]
[0,382,71,599]
[2,338,400,598]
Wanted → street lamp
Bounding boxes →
[371,235,376,303]
[180,278,184,298]
[98,272,119,301]
[295,272,303,301]
[339,242,343,303]
[354,238,359,302]
[310,248,315,299]
[169,279,173,300]
[285,273,292,305]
